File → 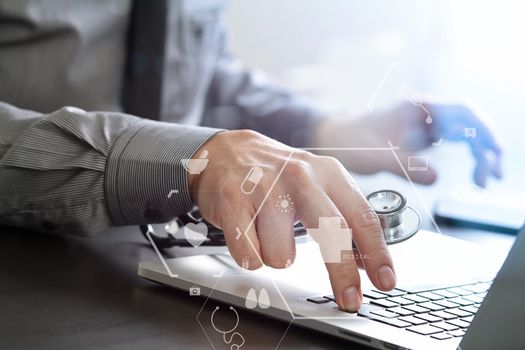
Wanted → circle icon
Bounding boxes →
[276,194,294,213]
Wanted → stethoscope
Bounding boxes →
[140,189,421,249]
[366,189,421,244]
[210,306,245,350]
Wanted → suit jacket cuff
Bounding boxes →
[105,120,222,226]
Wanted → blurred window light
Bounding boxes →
[446,0,525,80]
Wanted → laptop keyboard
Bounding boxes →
[307,281,491,340]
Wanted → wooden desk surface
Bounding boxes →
[0,225,368,350]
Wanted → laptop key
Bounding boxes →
[323,295,336,302]
[369,316,411,328]
[463,294,484,304]
[447,287,472,296]
[449,297,474,306]
[370,309,399,318]
[446,308,472,318]
[414,313,441,323]
[430,310,458,320]
[398,316,426,325]
[403,294,429,303]
[387,296,414,305]
[475,282,492,292]
[461,316,474,323]
[460,305,479,314]
[431,332,453,340]
[370,299,398,308]
[418,292,444,301]
[461,283,488,294]
[419,302,445,311]
[403,304,429,314]
[448,329,466,337]
[433,299,459,309]
[389,307,415,316]
[357,303,386,317]
[307,296,330,304]
[432,289,458,298]
[447,319,470,328]
[363,290,388,299]
[373,289,406,297]
[406,324,443,335]
[434,322,459,331]
[384,318,412,328]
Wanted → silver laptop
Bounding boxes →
[138,224,525,350]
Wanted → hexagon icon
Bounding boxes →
[196,273,295,350]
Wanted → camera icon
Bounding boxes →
[189,285,201,296]
[463,127,477,138]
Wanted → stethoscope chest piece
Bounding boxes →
[367,190,421,245]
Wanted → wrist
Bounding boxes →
[187,130,227,203]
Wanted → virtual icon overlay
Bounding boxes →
[241,166,264,195]
[462,127,477,139]
[210,306,245,350]
[189,285,201,296]
[182,150,209,175]
[184,222,208,248]
[306,217,353,264]
[245,287,271,310]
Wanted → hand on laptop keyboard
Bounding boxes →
[188,130,396,312]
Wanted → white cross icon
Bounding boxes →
[306,217,353,263]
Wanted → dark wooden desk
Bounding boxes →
[0,225,368,350]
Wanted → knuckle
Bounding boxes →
[356,208,381,230]
[283,160,310,182]
[294,149,315,161]
[221,183,240,200]
[235,129,261,139]
[319,155,342,167]
[345,173,359,188]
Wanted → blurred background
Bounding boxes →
[225,0,525,245]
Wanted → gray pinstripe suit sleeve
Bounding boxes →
[0,102,221,236]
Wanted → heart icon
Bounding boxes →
[184,223,208,247]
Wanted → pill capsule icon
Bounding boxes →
[241,166,263,195]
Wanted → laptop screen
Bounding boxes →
[460,222,525,349]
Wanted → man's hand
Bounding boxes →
[188,130,396,312]
[314,100,503,187]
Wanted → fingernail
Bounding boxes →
[378,265,396,291]
[343,286,361,311]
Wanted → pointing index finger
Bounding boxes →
[326,164,397,292]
